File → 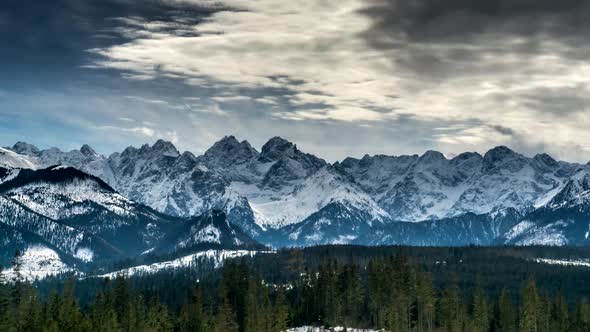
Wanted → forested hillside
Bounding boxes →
[2,245,590,331]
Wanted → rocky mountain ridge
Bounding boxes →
[3,136,590,248]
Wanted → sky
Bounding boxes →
[2,0,590,162]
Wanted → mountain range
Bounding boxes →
[1,136,590,276]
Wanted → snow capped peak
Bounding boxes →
[483,146,519,163]
[80,144,98,157]
[419,150,446,163]
[151,139,180,157]
[545,171,590,210]
[0,147,39,169]
[202,135,259,166]
[533,153,558,167]
[214,135,241,147]
[451,152,482,163]
[10,141,40,156]
[261,136,297,161]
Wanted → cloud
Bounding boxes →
[361,0,590,45]
[86,0,403,123]
[5,0,590,163]
[96,125,156,137]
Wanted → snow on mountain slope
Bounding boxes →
[544,171,590,210]
[0,166,136,220]
[0,167,20,184]
[247,167,388,229]
[96,249,265,278]
[0,147,39,169]
[0,195,97,258]
[1,245,74,281]
[106,139,243,218]
[447,148,578,218]
[9,142,116,184]
[161,210,263,253]
[7,137,590,247]
[505,220,570,246]
[0,166,190,258]
[340,146,582,222]
[271,202,388,247]
[502,170,590,246]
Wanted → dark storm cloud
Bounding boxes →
[489,125,515,137]
[361,0,590,44]
[0,0,225,88]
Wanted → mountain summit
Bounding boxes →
[2,138,589,248]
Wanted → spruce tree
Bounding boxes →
[438,285,464,332]
[58,278,84,332]
[178,286,206,332]
[415,272,435,332]
[113,275,130,331]
[551,292,569,332]
[471,285,489,332]
[146,297,173,332]
[495,288,516,332]
[520,277,539,332]
[273,288,289,332]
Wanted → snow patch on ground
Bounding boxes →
[534,258,590,268]
[74,247,94,262]
[288,327,384,332]
[96,250,270,278]
[2,245,73,281]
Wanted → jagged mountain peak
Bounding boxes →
[534,153,558,166]
[261,136,296,161]
[202,135,259,166]
[483,146,519,162]
[542,171,590,210]
[419,150,446,163]
[152,139,180,157]
[482,146,524,171]
[120,139,180,159]
[11,141,40,156]
[80,144,98,157]
[451,152,483,162]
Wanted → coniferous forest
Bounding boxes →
[2,245,590,331]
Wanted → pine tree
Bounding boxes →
[495,288,516,332]
[14,286,42,331]
[10,250,24,307]
[273,288,289,332]
[146,298,173,332]
[520,277,539,332]
[438,285,464,332]
[43,289,61,332]
[113,275,130,331]
[0,266,10,329]
[415,272,435,332]
[471,285,489,332]
[551,292,569,332]
[178,286,206,332]
[244,278,261,332]
[58,278,84,332]
[215,301,239,332]
[573,299,590,332]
